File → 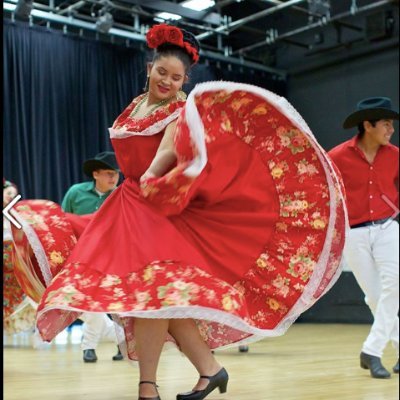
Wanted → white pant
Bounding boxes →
[344,220,399,358]
[79,313,118,350]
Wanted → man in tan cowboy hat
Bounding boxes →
[62,151,123,363]
[329,97,399,379]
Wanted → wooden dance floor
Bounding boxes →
[4,323,398,400]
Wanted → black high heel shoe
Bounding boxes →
[176,367,228,400]
[138,381,161,400]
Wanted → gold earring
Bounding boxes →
[143,75,150,92]
[176,89,187,101]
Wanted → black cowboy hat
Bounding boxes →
[83,151,120,177]
[343,96,399,129]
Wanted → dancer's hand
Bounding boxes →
[140,170,156,183]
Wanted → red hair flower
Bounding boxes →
[146,24,184,49]
[166,26,184,47]
[146,24,165,49]
[146,24,199,64]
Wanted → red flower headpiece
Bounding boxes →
[146,24,199,64]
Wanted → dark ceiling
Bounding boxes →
[3,0,399,76]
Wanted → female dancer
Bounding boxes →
[11,24,347,400]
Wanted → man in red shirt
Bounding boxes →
[329,97,399,379]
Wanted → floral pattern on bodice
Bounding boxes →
[112,94,185,133]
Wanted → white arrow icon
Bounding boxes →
[2,194,22,229]
[379,194,399,230]
[381,194,399,219]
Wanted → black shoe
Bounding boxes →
[112,346,123,361]
[393,359,399,374]
[138,381,160,400]
[360,352,391,379]
[239,345,249,353]
[176,367,228,400]
[83,349,98,363]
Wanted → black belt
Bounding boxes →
[351,217,392,229]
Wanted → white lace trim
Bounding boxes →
[9,296,35,317]
[37,304,291,338]
[11,209,53,286]
[272,106,347,330]
[3,218,13,241]
[181,91,208,177]
[109,108,183,139]
[27,297,39,309]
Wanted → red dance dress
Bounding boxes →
[11,82,348,359]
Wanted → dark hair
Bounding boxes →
[3,178,18,192]
[357,119,378,137]
[152,43,193,73]
[181,27,200,60]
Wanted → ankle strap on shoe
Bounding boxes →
[139,381,159,388]
[200,367,225,380]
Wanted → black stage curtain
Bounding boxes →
[3,20,286,203]
[4,21,147,202]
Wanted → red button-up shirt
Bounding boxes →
[328,135,399,226]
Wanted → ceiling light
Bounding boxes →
[3,3,17,11]
[15,0,33,20]
[308,0,331,18]
[155,12,182,21]
[181,0,215,11]
[96,12,113,34]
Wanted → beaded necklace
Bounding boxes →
[130,93,173,119]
